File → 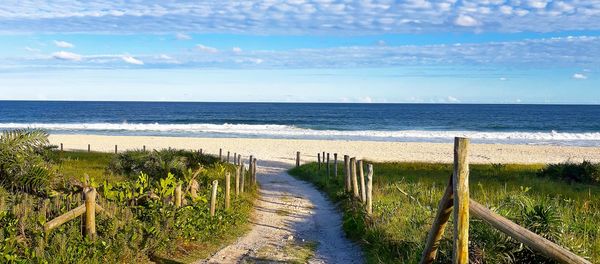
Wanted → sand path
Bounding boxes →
[199,161,363,264]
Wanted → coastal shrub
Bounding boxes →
[537,161,600,184]
[0,129,55,195]
[107,149,218,180]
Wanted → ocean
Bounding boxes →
[1,101,600,146]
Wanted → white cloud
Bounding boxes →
[52,51,82,61]
[158,54,173,60]
[360,96,373,103]
[121,56,144,65]
[454,14,478,27]
[196,44,218,53]
[175,33,191,40]
[499,77,507,81]
[25,46,40,52]
[572,73,587,79]
[527,0,549,9]
[232,47,242,53]
[446,96,460,103]
[53,40,74,48]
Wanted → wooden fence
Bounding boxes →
[51,144,259,238]
[298,137,591,264]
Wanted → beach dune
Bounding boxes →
[49,134,600,166]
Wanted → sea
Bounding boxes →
[1,101,600,146]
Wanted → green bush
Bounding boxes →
[537,161,600,184]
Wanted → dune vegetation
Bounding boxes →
[289,161,599,263]
[0,129,256,263]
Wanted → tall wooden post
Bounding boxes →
[210,180,218,217]
[88,144,90,152]
[240,165,245,193]
[175,184,182,208]
[237,154,241,165]
[317,153,321,171]
[219,148,223,161]
[420,178,454,264]
[358,160,366,202]
[253,158,257,185]
[366,164,373,215]
[235,165,240,196]
[344,155,350,192]
[60,143,63,151]
[84,188,97,239]
[326,153,330,178]
[334,153,338,178]
[225,172,231,210]
[114,145,118,154]
[351,157,359,198]
[453,137,470,264]
[248,155,253,183]
[234,152,237,165]
[296,151,301,167]
[143,145,146,152]
[200,148,203,155]
[227,151,230,163]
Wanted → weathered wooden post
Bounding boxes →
[84,188,97,239]
[234,152,237,165]
[351,157,359,198]
[237,154,241,165]
[240,165,245,193]
[175,184,182,208]
[235,165,241,196]
[227,151,230,163]
[219,148,223,161]
[344,155,350,192]
[200,148,203,155]
[358,160,366,202]
[225,172,231,210]
[210,180,218,217]
[296,151,301,167]
[88,144,91,152]
[60,143,63,151]
[190,179,199,199]
[420,178,454,264]
[366,164,373,215]
[248,155,253,182]
[143,145,146,152]
[114,145,118,154]
[326,153,330,178]
[453,137,470,264]
[317,153,321,171]
[334,153,338,177]
[252,158,257,185]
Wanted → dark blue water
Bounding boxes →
[1,101,600,145]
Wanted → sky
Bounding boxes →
[0,0,599,104]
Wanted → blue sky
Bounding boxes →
[0,0,599,103]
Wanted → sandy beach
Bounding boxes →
[49,134,600,165]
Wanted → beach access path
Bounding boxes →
[199,160,363,263]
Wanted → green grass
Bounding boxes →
[52,151,126,183]
[289,162,600,263]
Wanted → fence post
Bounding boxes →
[252,158,257,185]
[453,137,470,264]
[334,153,338,178]
[234,152,237,165]
[366,164,373,215]
[225,172,231,210]
[84,188,97,239]
[248,155,253,183]
[200,148,203,155]
[114,145,118,154]
[358,160,366,202]
[219,148,222,161]
[60,143,63,151]
[235,165,240,196]
[237,154,241,166]
[420,177,454,264]
[210,180,218,217]
[318,153,321,171]
[143,145,146,152]
[88,144,90,152]
[240,164,245,193]
[175,184,182,208]
[344,155,350,192]
[351,157,359,198]
[227,151,230,163]
[296,151,301,167]
[326,153,330,178]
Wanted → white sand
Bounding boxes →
[50,134,600,165]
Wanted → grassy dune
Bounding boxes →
[290,162,599,263]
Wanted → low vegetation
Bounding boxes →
[0,129,256,263]
[289,161,599,263]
